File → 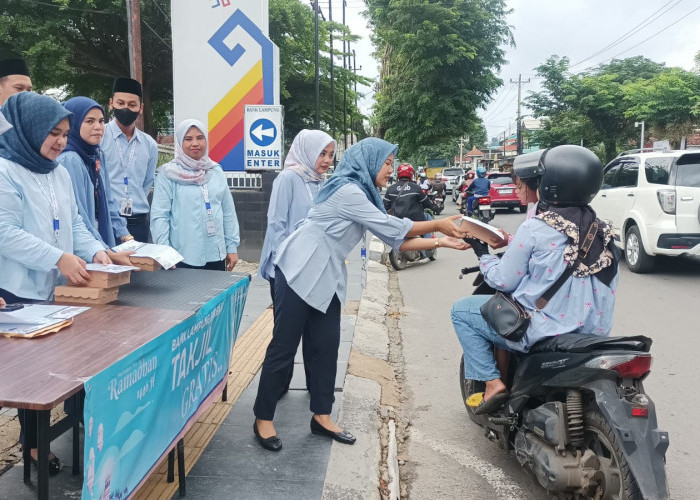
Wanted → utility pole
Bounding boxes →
[510,74,530,155]
[314,0,320,128]
[125,0,143,130]
[458,136,466,169]
[352,49,357,144]
[329,0,335,141]
[342,0,347,153]
[635,121,645,150]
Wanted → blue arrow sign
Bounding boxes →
[249,118,277,147]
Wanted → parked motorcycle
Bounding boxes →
[388,215,437,270]
[457,265,669,499]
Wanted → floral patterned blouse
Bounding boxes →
[479,217,619,352]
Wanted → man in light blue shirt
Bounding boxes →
[101,77,158,242]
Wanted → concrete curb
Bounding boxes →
[322,258,391,499]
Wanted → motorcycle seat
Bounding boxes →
[529,333,652,354]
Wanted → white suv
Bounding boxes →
[591,150,700,273]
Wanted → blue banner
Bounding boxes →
[81,279,249,500]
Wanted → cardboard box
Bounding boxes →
[85,270,131,288]
[54,286,119,305]
[129,256,162,272]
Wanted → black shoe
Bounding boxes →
[253,421,282,452]
[310,417,356,445]
[30,453,62,476]
[473,392,509,416]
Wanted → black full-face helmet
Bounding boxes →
[513,145,603,206]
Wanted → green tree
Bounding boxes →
[366,0,513,158]
[269,0,369,148]
[0,0,368,142]
[0,0,173,136]
[526,55,676,161]
[623,67,700,147]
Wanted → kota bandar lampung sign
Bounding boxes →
[244,105,284,170]
[172,0,280,171]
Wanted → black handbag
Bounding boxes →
[479,291,531,341]
[480,221,599,342]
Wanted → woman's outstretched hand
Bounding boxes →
[436,215,468,238]
[439,236,471,250]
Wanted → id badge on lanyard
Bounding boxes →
[31,172,60,244]
[202,184,216,236]
[116,137,136,216]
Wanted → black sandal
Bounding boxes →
[30,453,62,476]
[473,392,509,415]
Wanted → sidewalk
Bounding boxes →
[0,244,391,499]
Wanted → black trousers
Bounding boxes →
[269,277,312,391]
[178,260,226,271]
[254,269,340,420]
[125,214,150,243]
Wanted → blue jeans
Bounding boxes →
[451,295,511,381]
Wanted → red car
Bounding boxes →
[487,173,527,213]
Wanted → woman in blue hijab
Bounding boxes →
[252,137,469,452]
[59,97,132,250]
[0,91,110,475]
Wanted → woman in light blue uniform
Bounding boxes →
[58,97,131,249]
[252,138,469,452]
[259,129,336,395]
[151,119,240,271]
[0,92,111,474]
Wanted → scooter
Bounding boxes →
[457,265,670,499]
[388,213,437,270]
[460,196,495,224]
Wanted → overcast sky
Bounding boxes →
[323,0,700,143]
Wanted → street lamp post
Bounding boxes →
[314,0,320,128]
[635,121,645,150]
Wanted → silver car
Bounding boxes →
[441,167,465,195]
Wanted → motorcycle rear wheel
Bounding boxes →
[583,410,642,500]
[389,250,408,270]
[459,357,485,424]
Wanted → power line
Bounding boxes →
[581,4,700,71]
[571,0,681,68]
[482,84,514,122]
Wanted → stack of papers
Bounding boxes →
[112,241,184,270]
[0,304,89,338]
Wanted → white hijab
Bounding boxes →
[0,110,11,135]
[284,129,336,183]
[161,119,217,185]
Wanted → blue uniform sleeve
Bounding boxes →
[102,152,129,239]
[59,152,104,243]
[219,171,240,253]
[480,222,536,292]
[149,173,173,247]
[337,187,413,251]
[0,168,64,271]
[143,139,158,193]
[265,173,295,262]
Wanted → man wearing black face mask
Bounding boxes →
[101,77,158,243]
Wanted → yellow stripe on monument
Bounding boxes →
[209,60,263,128]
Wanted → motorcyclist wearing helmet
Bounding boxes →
[451,145,620,415]
[465,166,490,215]
[456,170,476,208]
[383,164,436,221]
[418,171,431,192]
[430,173,446,197]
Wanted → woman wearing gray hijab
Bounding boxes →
[259,129,336,395]
[150,119,240,270]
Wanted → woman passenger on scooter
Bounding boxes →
[451,145,620,415]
